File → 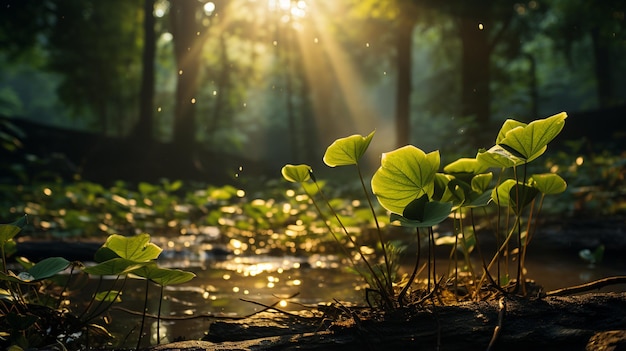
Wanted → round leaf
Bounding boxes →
[323,130,375,167]
[281,164,312,183]
[390,201,452,228]
[530,173,567,194]
[103,234,162,262]
[371,146,440,214]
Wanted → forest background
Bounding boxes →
[0,0,624,184]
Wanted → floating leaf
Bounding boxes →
[530,173,567,195]
[281,164,312,183]
[371,146,439,214]
[323,130,375,167]
[498,112,567,162]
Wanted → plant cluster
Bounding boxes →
[282,112,568,309]
[0,216,195,350]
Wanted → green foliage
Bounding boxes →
[282,111,572,308]
[0,219,194,350]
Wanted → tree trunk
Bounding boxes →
[459,17,491,129]
[170,0,203,156]
[134,0,155,143]
[395,18,414,148]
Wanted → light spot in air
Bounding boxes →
[178,69,183,75]
[191,98,196,104]
[478,23,484,30]
[576,156,584,166]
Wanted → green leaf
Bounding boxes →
[496,119,527,144]
[28,257,70,281]
[471,172,493,193]
[476,145,522,169]
[498,112,567,162]
[83,258,146,276]
[491,180,538,214]
[132,263,196,286]
[402,194,429,221]
[281,164,312,183]
[530,173,567,194]
[443,158,488,175]
[103,234,162,262]
[390,201,452,228]
[0,224,22,244]
[323,130,375,167]
[371,146,440,214]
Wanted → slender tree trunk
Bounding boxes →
[170,0,203,156]
[395,17,414,148]
[135,0,155,143]
[459,17,491,128]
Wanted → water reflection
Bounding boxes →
[93,235,626,348]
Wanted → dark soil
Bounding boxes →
[149,292,626,351]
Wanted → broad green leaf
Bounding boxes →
[491,179,517,207]
[530,173,567,194]
[433,173,454,203]
[281,164,312,183]
[28,257,70,281]
[103,234,162,262]
[323,130,375,167]
[476,145,522,169]
[94,246,119,263]
[499,112,567,162]
[471,172,493,193]
[371,146,439,214]
[491,180,538,214]
[443,158,488,175]
[390,200,452,228]
[0,224,21,244]
[83,258,146,276]
[496,119,527,144]
[132,263,196,286]
[402,194,429,221]
[466,190,493,208]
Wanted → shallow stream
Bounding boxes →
[87,233,626,349]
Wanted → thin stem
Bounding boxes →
[136,279,150,351]
[398,227,421,305]
[307,176,393,308]
[357,164,393,295]
[157,285,164,344]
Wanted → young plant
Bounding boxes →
[283,133,453,309]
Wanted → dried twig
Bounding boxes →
[546,276,626,297]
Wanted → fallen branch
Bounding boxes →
[546,276,626,296]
